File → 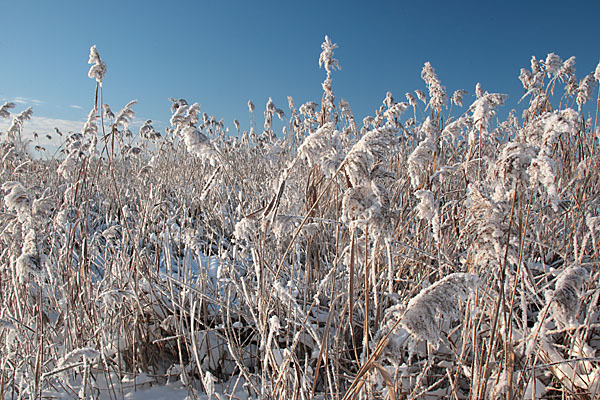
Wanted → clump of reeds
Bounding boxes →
[0,39,599,400]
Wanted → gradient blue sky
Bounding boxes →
[1,0,599,139]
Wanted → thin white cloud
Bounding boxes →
[10,96,44,106]
[0,115,84,146]
[0,114,164,149]
[127,117,145,131]
[70,105,83,110]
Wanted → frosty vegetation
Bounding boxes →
[1,38,600,399]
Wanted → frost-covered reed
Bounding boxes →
[0,39,599,400]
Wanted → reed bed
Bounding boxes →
[0,38,599,399]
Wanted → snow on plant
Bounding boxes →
[451,89,467,107]
[400,272,478,347]
[489,142,537,194]
[468,88,507,138]
[442,115,472,142]
[297,122,344,177]
[341,181,389,234]
[407,136,435,189]
[262,97,285,142]
[319,35,340,76]
[0,102,15,119]
[421,62,447,114]
[383,100,409,127]
[167,100,219,163]
[88,45,106,85]
[319,35,341,122]
[546,265,588,328]
[0,39,599,400]
[3,181,31,220]
[112,99,137,132]
[577,73,597,110]
[6,107,33,145]
[414,189,440,243]
[338,98,357,135]
[465,183,521,271]
[139,119,161,140]
[344,124,396,186]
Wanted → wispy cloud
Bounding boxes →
[0,115,84,146]
[70,105,83,110]
[10,96,44,106]
[0,114,164,151]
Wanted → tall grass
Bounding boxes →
[0,39,599,399]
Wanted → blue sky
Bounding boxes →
[1,0,599,140]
